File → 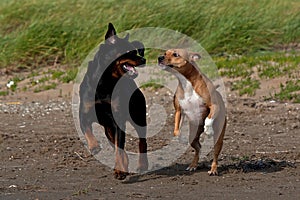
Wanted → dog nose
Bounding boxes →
[141,57,146,64]
[158,56,164,63]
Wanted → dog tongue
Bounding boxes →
[126,65,135,71]
[124,64,137,75]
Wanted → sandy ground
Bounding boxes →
[0,75,299,199]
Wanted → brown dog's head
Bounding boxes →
[103,23,146,79]
[158,49,200,73]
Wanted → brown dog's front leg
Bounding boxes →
[173,96,182,136]
[174,110,181,136]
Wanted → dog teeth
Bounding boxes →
[123,64,136,70]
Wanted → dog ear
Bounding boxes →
[189,52,201,62]
[105,23,117,44]
[131,40,145,57]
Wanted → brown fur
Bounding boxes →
[158,49,226,175]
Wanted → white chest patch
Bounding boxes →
[176,73,206,122]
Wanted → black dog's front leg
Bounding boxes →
[114,126,129,180]
[129,89,148,172]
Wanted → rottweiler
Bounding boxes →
[79,23,148,180]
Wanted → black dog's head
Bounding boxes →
[102,23,146,79]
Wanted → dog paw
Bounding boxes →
[114,169,128,180]
[208,170,218,176]
[173,130,180,137]
[186,164,198,171]
[137,160,148,173]
[90,146,101,155]
[204,117,214,137]
[208,164,219,176]
[136,167,147,174]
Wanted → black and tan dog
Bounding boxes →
[158,49,226,175]
[79,23,148,180]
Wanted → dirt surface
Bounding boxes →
[0,75,300,199]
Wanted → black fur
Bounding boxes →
[79,23,148,180]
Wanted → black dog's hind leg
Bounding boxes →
[114,124,129,180]
[129,89,148,172]
[104,126,115,146]
[79,102,101,155]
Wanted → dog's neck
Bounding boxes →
[174,62,203,88]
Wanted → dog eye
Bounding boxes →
[126,50,137,55]
[173,52,179,57]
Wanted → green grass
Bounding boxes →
[34,82,57,93]
[5,76,24,92]
[37,76,50,84]
[51,70,64,80]
[274,80,300,103]
[0,0,299,101]
[140,81,164,90]
[216,52,300,78]
[72,184,91,196]
[0,91,9,96]
[59,68,78,83]
[231,78,260,96]
[216,52,299,98]
[0,0,299,69]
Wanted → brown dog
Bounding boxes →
[158,49,226,175]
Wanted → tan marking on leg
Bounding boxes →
[137,138,148,172]
[173,110,181,136]
[84,127,100,154]
[114,146,129,180]
[83,101,94,113]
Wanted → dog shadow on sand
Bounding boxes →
[123,158,296,184]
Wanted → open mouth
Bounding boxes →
[122,63,138,77]
[158,62,173,69]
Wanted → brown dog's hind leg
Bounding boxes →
[186,123,203,171]
[208,118,226,176]
[84,127,101,155]
[186,138,200,171]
